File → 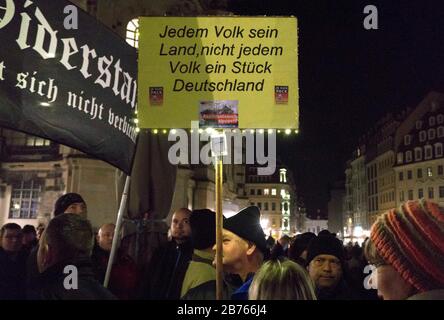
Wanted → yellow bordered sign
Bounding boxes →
[138,17,298,129]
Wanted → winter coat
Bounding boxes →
[0,248,27,300]
[180,249,216,298]
[181,273,248,300]
[408,290,444,300]
[316,279,357,300]
[231,274,254,300]
[140,239,193,299]
[37,257,116,300]
[91,245,139,299]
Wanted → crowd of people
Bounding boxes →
[0,195,443,300]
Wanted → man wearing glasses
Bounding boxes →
[306,234,355,300]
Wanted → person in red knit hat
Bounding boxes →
[365,200,444,300]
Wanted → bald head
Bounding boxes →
[97,223,115,252]
[170,208,191,244]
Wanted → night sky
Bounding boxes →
[229,0,444,217]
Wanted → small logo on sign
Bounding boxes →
[275,86,288,104]
[150,87,163,106]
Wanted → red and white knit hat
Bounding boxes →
[370,200,444,292]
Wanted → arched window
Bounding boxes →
[438,126,444,138]
[414,147,422,161]
[397,152,403,164]
[279,168,287,183]
[126,18,139,48]
[428,128,436,140]
[404,135,411,146]
[425,145,433,160]
[429,116,436,126]
[435,143,443,157]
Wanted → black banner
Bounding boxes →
[0,0,137,174]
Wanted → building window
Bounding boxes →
[126,18,139,48]
[417,168,423,179]
[406,151,412,162]
[416,120,423,129]
[439,165,443,176]
[279,169,287,183]
[271,188,277,196]
[438,115,444,124]
[428,129,436,140]
[250,202,255,206]
[428,187,434,199]
[264,188,269,195]
[408,190,413,201]
[440,186,444,198]
[418,188,424,199]
[438,126,444,138]
[257,189,262,195]
[425,145,433,160]
[400,191,404,202]
[257,202,262,210]
[264,202,269,211]
[414,148,422,161]
[272,218,276,226]
[427,167,433,177]
[429,116,436,126]
[435,143,443,157]
[284,202,289,211]
[250,189,255,195]
[419,130,427,142]
[272,202,276,211]
[399,172,404,181]
[9,180,41,219]
[397,152,403,164]
[25,136,51,147]
[407,170,412,180]
[404,135,411,146]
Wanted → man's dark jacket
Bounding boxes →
[37,257,116,300]
[0,247,27,300]
[140,239,193,299]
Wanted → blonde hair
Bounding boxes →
[249,257,317,300]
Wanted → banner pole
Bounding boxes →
[215,154,224,300]
[104,174,131,288]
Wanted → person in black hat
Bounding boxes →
[180,209,216,299]
[26,193,87,299]
[218,206,267,300]
[53,193,87,218]
[306,235,355,300]
[288,232,316,266]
